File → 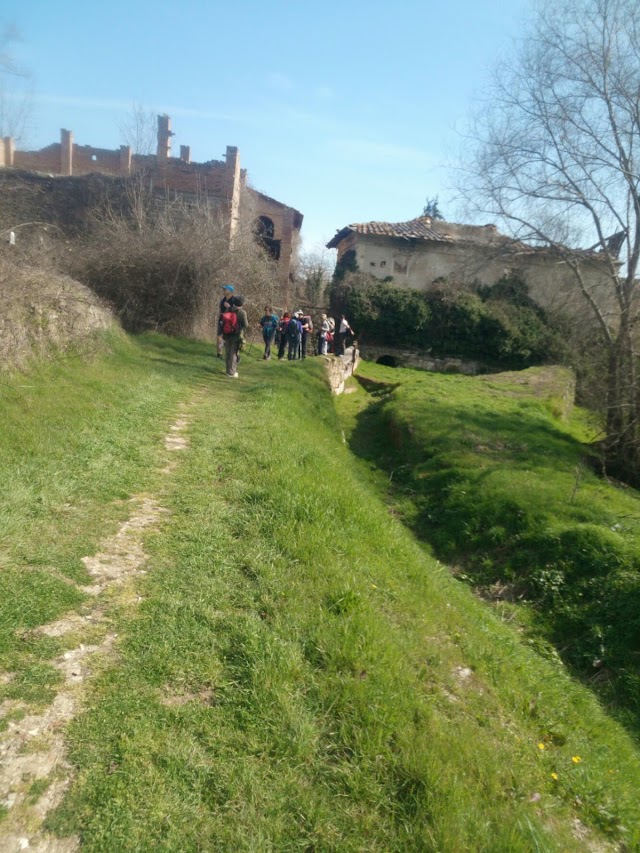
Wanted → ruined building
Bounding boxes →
[0,115,303,292]
[327,215,613,318]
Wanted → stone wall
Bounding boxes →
[325,347,360,394]
[358,343,483,375]
[0,169,120,234]
[334,231,614,320]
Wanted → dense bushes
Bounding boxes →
[331,272,566,369]
[62,179,281,338]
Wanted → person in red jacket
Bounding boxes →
[217,284,234,357]
[221,295,248,377]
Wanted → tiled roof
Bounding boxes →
[326,216,612,262]
[326,216,453,248]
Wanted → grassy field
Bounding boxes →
[336,360,640,736]
[2,339,640,850]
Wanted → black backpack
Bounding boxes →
[287,319,300,340]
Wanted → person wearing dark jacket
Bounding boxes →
[287,313,303,360]
[222,295,248,377]
[277,313,291,360]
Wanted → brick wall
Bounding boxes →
[1,119,303,283]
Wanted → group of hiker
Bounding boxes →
[217,284,354,378]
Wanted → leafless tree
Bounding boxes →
[118,101,157,156]
[0,23,33,144]
[63,177,282,338]
[462,0,640,484]
[294,247,334,307]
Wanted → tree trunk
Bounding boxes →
[604,329,640,485]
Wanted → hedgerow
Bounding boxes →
[330,272,567,369]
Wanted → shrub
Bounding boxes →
[330,272,565,369]
[61,179,281,338]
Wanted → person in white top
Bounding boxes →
[335,315,353,356]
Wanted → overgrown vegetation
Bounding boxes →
[462,0,640,486]
[338,361,640,735]
[0,250,114,369]
[59,179,281,338]
[331,271,567,370]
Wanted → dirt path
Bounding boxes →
[0,404,193,853]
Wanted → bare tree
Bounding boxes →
[295,247,334,306]
[63,177,281,338]
[0,23,33,144]
[118,101,157,156]
[462,0,640,484]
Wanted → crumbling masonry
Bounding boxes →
[0,115,303,293]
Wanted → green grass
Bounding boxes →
[0,331,215,704]
[336,360,640,736]
[17,350,636,851]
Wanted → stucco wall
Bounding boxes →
[351,235,613,316]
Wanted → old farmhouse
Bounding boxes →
[327,216,613,316]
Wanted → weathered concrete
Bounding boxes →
[325,346,360,394]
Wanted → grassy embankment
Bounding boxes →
[2,337,640,849]
[337,361,640,736]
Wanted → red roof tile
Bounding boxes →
[326,216,453,248]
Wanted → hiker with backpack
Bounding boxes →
[277,312,291,360]
[259,305,279,360]
[300,312,314,359]
[287,312,303,361]
[221,295,248,378]
[217,284,235,358]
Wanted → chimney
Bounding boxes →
[61,129,73,175]
[157,114,173,161]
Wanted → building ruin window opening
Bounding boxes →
[254,215,281,260]
[255,215,275,238]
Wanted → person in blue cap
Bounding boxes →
[217,285,235,357]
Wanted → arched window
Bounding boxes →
[254,216,281,260]
[255,216,275,238]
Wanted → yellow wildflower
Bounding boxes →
[551,772,558,781]
[572,756,582,764]
[538,743,545,751]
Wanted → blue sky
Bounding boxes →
[9,0,530,253]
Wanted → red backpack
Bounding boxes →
[221,311,239,335]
